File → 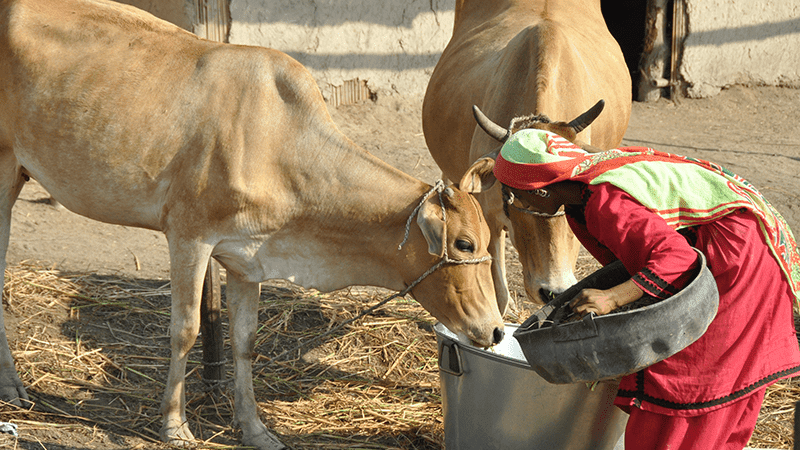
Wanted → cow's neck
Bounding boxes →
[300,136,434,292]
[219,131,437,294]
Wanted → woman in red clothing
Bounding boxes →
[485,128,800,449]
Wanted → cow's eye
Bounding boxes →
[455,239,474,253]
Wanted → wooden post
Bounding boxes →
[191,0,230,43]
[200,258,224,388]
[192,0,230,390]
[637,0,670,102]
[670,0,687,101]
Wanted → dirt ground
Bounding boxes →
[1,85,799,449]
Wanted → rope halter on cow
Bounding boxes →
[399,180,493,289]
[234,180,492,385]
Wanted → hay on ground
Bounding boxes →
[0,262,796,449]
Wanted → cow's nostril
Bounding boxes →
[539,288,557,302]
[492,327,505,344]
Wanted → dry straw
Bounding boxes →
[0,262,796,449]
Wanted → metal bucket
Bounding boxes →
[435,323,628,450]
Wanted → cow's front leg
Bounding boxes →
[0,306,28,406]
[159,238,212,446]
[0,157,30,406]
[227,272,287,450]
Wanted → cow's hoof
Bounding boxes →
[242,427,287,450]
[159,420,195,447]
[0,371,32,409]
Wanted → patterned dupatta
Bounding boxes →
[493,129,800,306]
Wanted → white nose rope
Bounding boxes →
[211,180,492,387]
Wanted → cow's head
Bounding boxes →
[461,101,605,307]
[407,184,504,347]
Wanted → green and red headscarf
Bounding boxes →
[494,129,800,306]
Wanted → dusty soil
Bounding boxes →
[1,85,799,449]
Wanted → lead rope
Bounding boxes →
[398,179,446,250]
[207,181,491,388]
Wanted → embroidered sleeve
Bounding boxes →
[582,184,699,299]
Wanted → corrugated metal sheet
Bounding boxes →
[195,0,230,43]
[328,79,373,107]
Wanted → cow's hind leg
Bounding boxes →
[159,236,214,446]
[0,150,28,406]
[226,272,286,450]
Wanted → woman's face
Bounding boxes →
[506,186,565,216]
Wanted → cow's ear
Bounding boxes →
[459,151,498,193]
[417,200,446,257]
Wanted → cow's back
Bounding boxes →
[0,0,204,226]
[423,0,630,180]
[0,0,329,231]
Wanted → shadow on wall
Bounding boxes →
[284,51,442,71]
[227,1,799,101]
[232,0,455,28]
[274,0,650,101]
[269,0,650,90]
[115,0,190,30]
[687,17,800,45]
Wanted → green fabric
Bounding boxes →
[589,161,752,227]
[580,154,800,307]
[500,129,580,164]
[494,127,800,306]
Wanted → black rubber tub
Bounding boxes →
[513,249,719,384]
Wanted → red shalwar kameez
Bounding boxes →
[567,182,800,449]
[491,129,800,448]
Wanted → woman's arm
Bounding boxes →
[576,184,700,306]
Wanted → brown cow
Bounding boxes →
[0,1,504,449]
[422,0,632,311]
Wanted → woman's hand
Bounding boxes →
[569,279,644,317]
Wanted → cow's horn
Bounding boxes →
[473,105,511,143]
[568,99,605,133]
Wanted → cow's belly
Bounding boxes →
[16,149,165,231]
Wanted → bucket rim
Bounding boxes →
[434,322,533,370]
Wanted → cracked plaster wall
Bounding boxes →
[681,0,800,97]
[227,0,455,100]
[114,1,799,101]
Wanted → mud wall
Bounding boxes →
[114,0,191,31]
[680,0,800,97]
[227,0,455,101]
[114,0,799,101]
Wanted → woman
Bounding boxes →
[492,129,800,449]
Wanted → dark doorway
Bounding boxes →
[601,0,647,99]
